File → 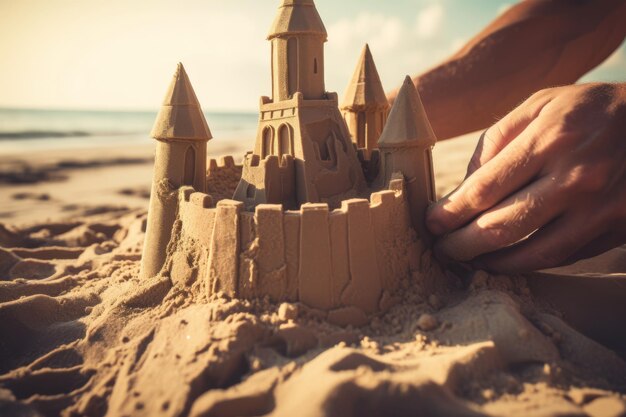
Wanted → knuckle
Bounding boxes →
[529,87,556,103]
[465,178,498,209]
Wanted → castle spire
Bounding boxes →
[268,0,327,41]
[151,63,212,141]
[378,76,435,149]
[341,44,390,157]
[341,44,388,111]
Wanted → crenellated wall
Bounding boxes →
[233,154,297,211]
[206,156,243,202]
[162,177,425,326]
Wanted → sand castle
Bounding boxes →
[140,0,438,325]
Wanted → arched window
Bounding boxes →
[277,124,293,160]
[262,127,273,158]
[183,146,195,186]
[357,112,366,148]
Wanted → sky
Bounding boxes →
[0,0,624,112]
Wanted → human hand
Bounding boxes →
[426,83,626,273]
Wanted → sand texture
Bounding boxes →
[1,136,626,416]
[1,204,626,417]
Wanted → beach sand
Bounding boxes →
[1,134,625,417]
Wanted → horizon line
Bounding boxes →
[0,105,259,115]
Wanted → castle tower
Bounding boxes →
[140,63,212,278]
[341,44,390,159]
[234,0,366,209]
[269,0,326,101]
[378,76,436,245]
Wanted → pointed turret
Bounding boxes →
[378,76,436,149]
[377,76,436,245]
[341,45,390,158]
[151,63,212,141]
[141,63,212,279]
[342,45,388,111]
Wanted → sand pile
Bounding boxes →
[0,208,625,417]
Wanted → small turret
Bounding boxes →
[140,63,212,279]
[341,44,390,159]
[151,63,212,143]
[378,76,436,244]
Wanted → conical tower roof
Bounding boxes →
[341,44,389,111]
[151,63,212,141]
[378,76,436,148]
[268,0,327,41]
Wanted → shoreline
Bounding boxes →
[0,133,476,225]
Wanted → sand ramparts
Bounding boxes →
[162,177,424,324]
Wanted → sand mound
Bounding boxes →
[0,208,625,417]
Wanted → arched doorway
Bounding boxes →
[277,124,292,160]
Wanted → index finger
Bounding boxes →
[427,95,553,236]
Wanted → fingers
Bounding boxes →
[434,175,565,262]
[563,231,626,265]
[427,121,544,236]
[474,212,600,273]
[465,90,553,178]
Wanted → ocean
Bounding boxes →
[0,108,258,154]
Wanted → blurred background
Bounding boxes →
[0,0,624,223]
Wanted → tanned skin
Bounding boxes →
[388,0,626,273]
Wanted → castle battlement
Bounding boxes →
[208,155,238,172]
[163,177,423,325]
[234,153,296,210]
[205,155,243,202]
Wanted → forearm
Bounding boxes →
[396,0,626,140]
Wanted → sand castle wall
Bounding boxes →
[205,156,243,202]
[233,154,297,211]
[162,177,423,324]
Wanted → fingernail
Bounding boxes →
[425,205,446,235]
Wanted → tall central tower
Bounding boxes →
[234,0,366,209]
[270,0,326,101]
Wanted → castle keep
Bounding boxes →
[233,0,366,210]
[140,0,438,325]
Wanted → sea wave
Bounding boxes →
[0,130,139,140]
